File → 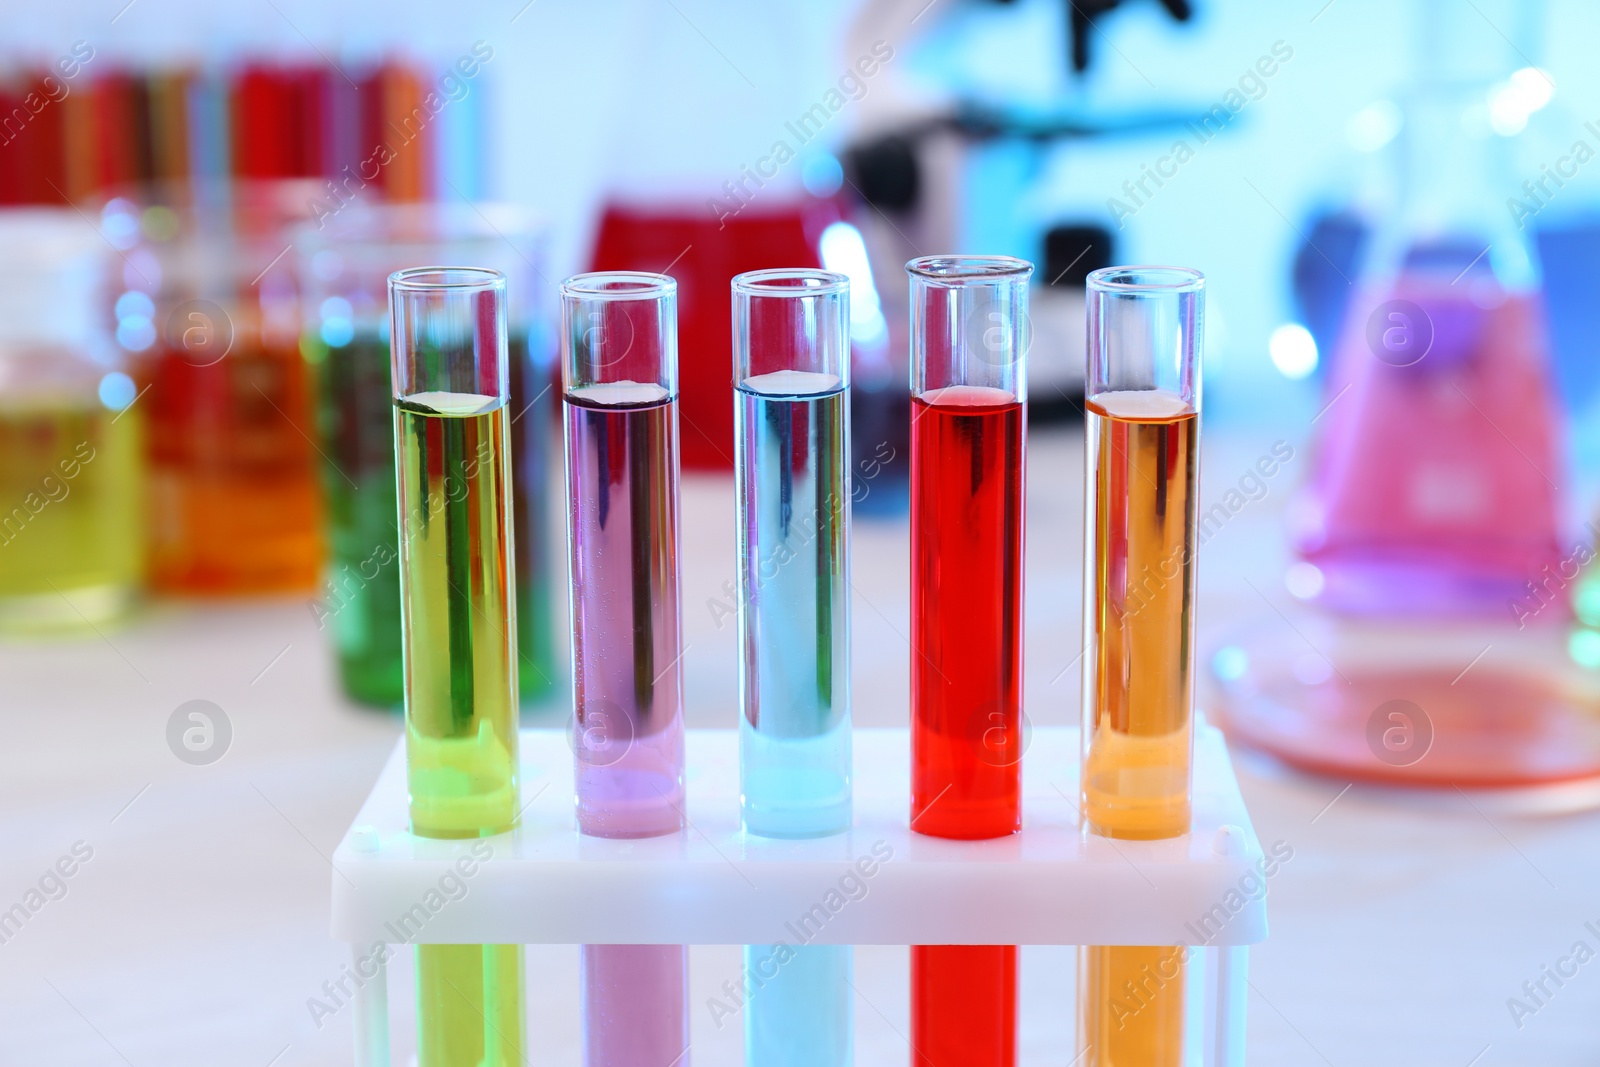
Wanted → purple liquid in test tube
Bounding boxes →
[562,273,689,1067]
[581,944,690,1067]
[560,271,686,838]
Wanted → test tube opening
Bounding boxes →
[909,255,1032,404]
[1085,265,1203,405]
[389,266,509,403]
[733,268,851,387]
[561,270,677,401]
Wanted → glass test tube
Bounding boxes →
[1078,266,1203,1067]
[733,271,856,1066]
[908,256,1031,1067]
[746,943,854,1067]
[733,269,853,838]
[389,267,525,1066]
[912,944,1017,1067]
[908,256,1031,839]
[564,275,688,1066]
[582,944,690,1067]
[561,271,686,836]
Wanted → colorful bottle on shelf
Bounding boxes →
[907,255,1032,1067]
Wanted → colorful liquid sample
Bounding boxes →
[394,391,519,839]
[317,335,403,705]
[1301,283,1562,614]
[909,386,1026,839]
[745,943,853,1067]
[565,381,686,838]
[0,397,143,630]
[318,333,557,707]
[1079,945,1186,1067]
[1082,390,1198,840]
[736,370,851,838]
[911,945,1016,1067]
[416,943,525,1067]
[582,943,689,1067]
[140,338,322,593]
[506,342,559,702]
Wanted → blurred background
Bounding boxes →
[3,0,1599,1063]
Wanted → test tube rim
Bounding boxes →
[1086,264,1205,294]
[561,270,677,301]
[731,267,850,297]
[905,254,1033,285]
[387,265,506,293]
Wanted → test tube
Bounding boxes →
[389,267,525,1066]
[908,255,1031,1067]
[581,944,689,1067]
[746,943,854,1067]
[1078,266,1203,1067]
[561,272,686,838]
[907,255,1031,839]
[912,944,1017,1067]
[565,274,688,1067]
[732,269,853,838]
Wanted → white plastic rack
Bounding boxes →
[332,721,1267,1065]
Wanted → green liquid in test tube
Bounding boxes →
[390,266,525,1066]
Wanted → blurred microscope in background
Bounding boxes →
[584,0,1198,519]
[840,0,1194,424]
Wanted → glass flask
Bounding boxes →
[0,209,143,631]
[1218,1,1600,797]
[111,184,323,595]
[300,203,559,708]
[1293,5,1563,616]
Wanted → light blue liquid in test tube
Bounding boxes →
[745,943,854,1067]
[732,269,853,838]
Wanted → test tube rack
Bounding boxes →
[331,720,1268,1065]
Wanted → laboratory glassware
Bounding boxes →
[302,203,558,708]
[561,271,686,837]
[0,209,142,631]
[389,266,524,1066]
[732,268,853,838]
[1078,265,1203,1067]
[908,254,1031,1067]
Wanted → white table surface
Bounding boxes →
[2,423,1596,1066]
